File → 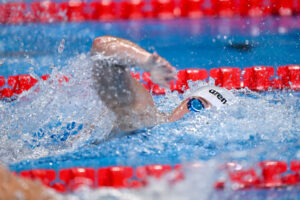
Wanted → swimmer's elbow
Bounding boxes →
[91,36,120,54]
[93,36,117,44]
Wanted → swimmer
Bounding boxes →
[0,166,61,200]
[91,36,235,137]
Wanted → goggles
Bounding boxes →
[187,98,205,112]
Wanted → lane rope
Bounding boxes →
[15,160,300,192]
[0,0,299,24]
[1,65,299,99]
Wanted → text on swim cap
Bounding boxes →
[209,89,227,104]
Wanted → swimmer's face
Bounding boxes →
[169,96,211,122]
[188,96,211,110]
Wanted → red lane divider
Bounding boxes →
[242,66,275,91]
[64,1,88,22]
[271,0,294,16]
[51,182,67,193]
[239,0,271,17]
[31,2,63,23]
[170,68,208,93]
[98,166,135,188]
[15,160,300,193]
[213,0,236,17]
[1,0,300,24]
[90,1,117,21]
[142,72,166,95]
[151,0,176,19]
[0,4,6,24]
[0,85,14,99]
[12,75,39,95]
[136,164,173,179]
[0,75,38,98]
[180,0,204,18]
[121,0,145,19]
[5,2,26,24]
[0,74,69,99]
[223,160,300,189]
[0,65,299,99]
[210,67,241,89]
[19,169,56,186]
[259,161,287,188]
[131,72,141,81]
[59,168,96,191]
[277,65,300,90]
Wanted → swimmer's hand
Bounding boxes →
[145,53,177,88]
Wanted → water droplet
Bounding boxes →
[0,59,5,66]
[58,39,65,54]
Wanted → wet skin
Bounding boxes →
[91,36,206,134]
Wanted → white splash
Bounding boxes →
[0,54,115,163]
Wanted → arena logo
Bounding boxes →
[209,89,227,104]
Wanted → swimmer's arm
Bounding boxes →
[169,96,211,122]
[91,36,152,68]
[91,36,176,87]
[168,99,190,122]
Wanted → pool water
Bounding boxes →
[1,17,300,199]
[1,17,300,76]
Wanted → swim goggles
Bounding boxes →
[187,98,205,112]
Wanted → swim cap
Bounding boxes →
[188,86,235,108]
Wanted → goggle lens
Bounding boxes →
[187,98,205,112]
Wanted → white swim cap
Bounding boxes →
[188,86,236,108]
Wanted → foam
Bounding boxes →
[0,54,115,163]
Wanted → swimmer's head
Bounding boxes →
[169,86,236,121]
[187,86,236,109]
